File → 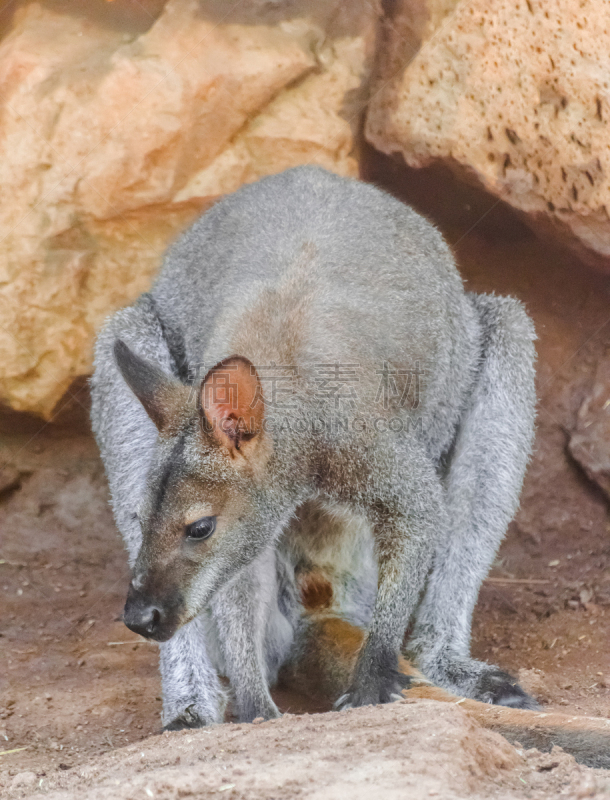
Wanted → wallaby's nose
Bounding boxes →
[123,583,164,639]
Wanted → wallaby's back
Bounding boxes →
[152,167,480,451]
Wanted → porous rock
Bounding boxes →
[366,0,610,272]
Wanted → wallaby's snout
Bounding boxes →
[123,581,180,642]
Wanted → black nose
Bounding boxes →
[123,583,164,639]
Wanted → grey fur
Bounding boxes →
[90,166,537,726]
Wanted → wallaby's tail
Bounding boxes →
[279,612,610,769]
[407,684,610,769]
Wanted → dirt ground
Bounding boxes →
[1,158,609,796]
[4,701,610,800]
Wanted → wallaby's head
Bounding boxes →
[114,340,271,642]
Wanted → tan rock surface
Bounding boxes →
[0,0,379,418]
[366,0,610,272]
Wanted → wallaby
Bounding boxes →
[91,165,539,730]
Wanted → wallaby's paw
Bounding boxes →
[334,671,413,710]
[163,717,204,732]
[162,704,214,732]
[474,669,540,710]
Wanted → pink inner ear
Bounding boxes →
[201,356,263,448]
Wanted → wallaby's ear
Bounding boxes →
[114,339,186,433]
[200,356,264,455]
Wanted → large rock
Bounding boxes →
[366,0,610,272]
[0,0,379,418]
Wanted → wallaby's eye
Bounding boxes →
[185,516,217,541]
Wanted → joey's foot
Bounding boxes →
[335,670,413,711]
[474,669,539,710]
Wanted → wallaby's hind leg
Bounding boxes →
[91,296,226,729]
[408,294,538,709]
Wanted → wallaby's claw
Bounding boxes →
[335,671,413,710]
[334,693,353,711]
[163,704,211,731]
[163,715,207,732]
[238,698,282,724]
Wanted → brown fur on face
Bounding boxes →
[131,416,262,631]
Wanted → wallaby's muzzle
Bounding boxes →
[123,582,182,642]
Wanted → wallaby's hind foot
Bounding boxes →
[413,653,539,711]
[474,667,539,710]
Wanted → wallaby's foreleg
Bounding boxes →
[409,294,537,709]
[335,448,444,708]
[281,614,610,769]
[91,297,226,729]
[209,548,287,723]
[160,615,227,729]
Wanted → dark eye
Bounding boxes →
[185,516,217,541]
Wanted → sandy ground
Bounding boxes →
[4,701,610,800]
[0,158,609,796]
